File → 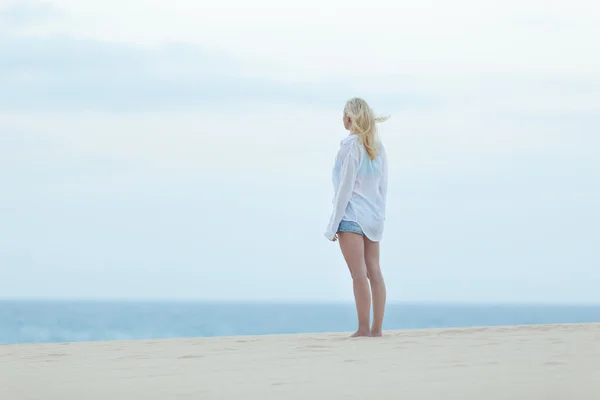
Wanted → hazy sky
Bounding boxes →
[1,0,599,303]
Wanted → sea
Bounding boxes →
[1,300,600,345]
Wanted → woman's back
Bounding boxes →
[327,134,388,242]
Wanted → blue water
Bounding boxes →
[1,300,599,345]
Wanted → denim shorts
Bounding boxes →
[337,220,364,235]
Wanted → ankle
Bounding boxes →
[357,326,370,334]
[370,327,382,336]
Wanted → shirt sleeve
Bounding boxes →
[324,146,360,241]
[379,144,388,216]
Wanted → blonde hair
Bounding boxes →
[344,97,389,160]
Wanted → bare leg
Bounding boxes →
[364,237,386,337]
[338,232,371,337]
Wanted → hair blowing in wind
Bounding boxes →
[344,98,390,160]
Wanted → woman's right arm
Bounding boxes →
[324,147,359,241]
[379,144,388,215]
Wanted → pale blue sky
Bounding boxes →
[1,0,599,303]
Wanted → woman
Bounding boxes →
[325,97,389,338]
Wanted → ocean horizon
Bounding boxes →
[2,300,600,345]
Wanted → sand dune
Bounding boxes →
[1,323,599,399]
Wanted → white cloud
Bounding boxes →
[2,93,596,188]
[2,2,598,114]
[29,0,600,80]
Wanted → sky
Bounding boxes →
[0,0,599,303]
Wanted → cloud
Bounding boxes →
[2,33,599,115]
[0,0,63,24]
[1,1,598,113]
[0,34,440,111]
[0,35,256,111]
[30,0,600,81]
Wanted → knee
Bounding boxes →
[351,269,368,282]
[367,264,384,283]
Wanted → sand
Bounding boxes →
[1,323,599,399]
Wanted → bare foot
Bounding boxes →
[370,330,383,337]
[350,329,371,338]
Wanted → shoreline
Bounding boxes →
[2,321,598,347]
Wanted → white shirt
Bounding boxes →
[324,134,388,242]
